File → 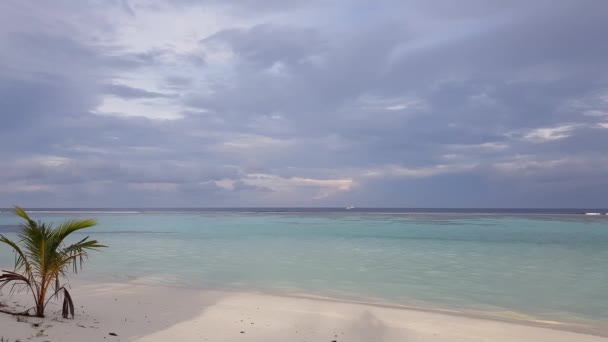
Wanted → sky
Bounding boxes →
[0,0,607,208]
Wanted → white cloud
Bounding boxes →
[104,2,256,55]
[34,156,71,167]
[0,183,55,193]
[215,134,295,151]
[242,173,354,199]
[446,142,509,151]
[362,163,477,178]
[468,92,498,106]
[522,124,578,142]
[491,156,608,183]
[596,122,608,129]
[214,179,236,190]
[88,2,273,123]
[57,145,111,154]
[584,110,608,117]
[93,96,183,120]
[492,156,568,173]
[567,91,608,117]
[266,61,289,76]
[384,104,409,111]
[357,95,428,112]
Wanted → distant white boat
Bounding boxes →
[584,212,602,216]
[345,206,355,210]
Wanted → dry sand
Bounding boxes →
[1,281,606,342]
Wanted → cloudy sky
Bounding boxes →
[1,1,607,208]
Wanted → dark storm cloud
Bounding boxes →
[1,0,607,207]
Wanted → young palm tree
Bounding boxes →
[0,207,106,318]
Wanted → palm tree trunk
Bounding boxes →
[36,289,46,317]
[36,303,44,317]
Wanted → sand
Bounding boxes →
[0,281,606,342]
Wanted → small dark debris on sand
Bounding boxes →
[109,333,118,336]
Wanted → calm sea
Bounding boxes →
[1,208,607,331]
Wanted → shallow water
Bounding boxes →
[1,209,607,330]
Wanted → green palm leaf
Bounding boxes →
[0,207,106,318]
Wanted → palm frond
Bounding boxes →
[0,270,31,290]
[50,219,98,247]
[62,288,75,319]
[17,221,48,277]
[0,235,31,276]
[13,207,36,227]
[0,207,106,317]
[63,237,107,254]
[62,237,107,273]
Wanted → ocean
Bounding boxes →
[0,208,607,331]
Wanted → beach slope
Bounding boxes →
[1,281,606,342]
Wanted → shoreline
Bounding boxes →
[281,292,608,338]
[1,280,606,341]
[79,274,607,336]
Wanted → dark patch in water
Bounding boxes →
[72,230,176,235]
[0,225,174,235]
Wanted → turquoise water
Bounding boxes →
[1,211,607,330]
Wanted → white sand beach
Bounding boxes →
[1,281,606,342]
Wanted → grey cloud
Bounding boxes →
[231,180,273,193]
[1,0,607,207]
[203,24,325,68]
[102,84,171,98]
[165,76,194,88]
